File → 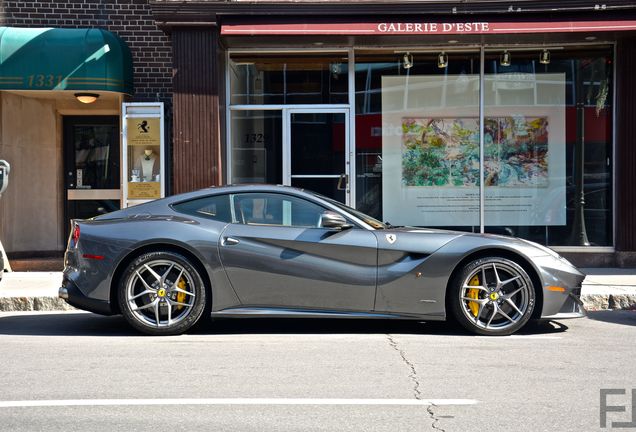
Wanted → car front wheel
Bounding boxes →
[118,251,207,336]
[450,257,535,336]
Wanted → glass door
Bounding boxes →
[284,109,351,204]
[63,116,120,237]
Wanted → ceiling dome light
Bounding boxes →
[74,93,99,104]
[540,49,551,65]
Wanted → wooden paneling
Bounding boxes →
[172,27,221,194]
[616,38,636,251]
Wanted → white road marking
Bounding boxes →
[504,335,562,340]
[0,398,478,408]
[475,335,562,340]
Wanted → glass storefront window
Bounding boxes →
[229,53,348,105]
[354,52,481,229]
[230,110,283,184]
[354,47,613,247]
[227,47,613,248]
[483,47,613,246]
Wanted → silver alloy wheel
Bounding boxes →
[458,260,530,331]
[125,259,197,328]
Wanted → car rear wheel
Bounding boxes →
[450,257,535,336]
[118,251,207,336]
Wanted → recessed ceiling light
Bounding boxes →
[585,36,597,41]
[448,40,459,44]
[313,42,324,46]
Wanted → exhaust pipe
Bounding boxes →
[58,287,69,300]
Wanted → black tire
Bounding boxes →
[449,256,535,336]
[118,251,207,336]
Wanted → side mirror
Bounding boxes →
[320,211,351,230]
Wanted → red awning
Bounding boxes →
[221,20,636,36]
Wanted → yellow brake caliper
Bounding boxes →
[176,278,187,310]
[467,275,480,316]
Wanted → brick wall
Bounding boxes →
[0,0,172,103]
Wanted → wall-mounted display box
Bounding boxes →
[122,102,165,207]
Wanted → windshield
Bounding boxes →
[319,195,387,230]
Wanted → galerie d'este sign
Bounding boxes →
[377,22,491,33]
[221,20,636,35]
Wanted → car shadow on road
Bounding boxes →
[0,312,569,337]
[586,310,636,327]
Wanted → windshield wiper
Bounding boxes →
[384,221,404,229]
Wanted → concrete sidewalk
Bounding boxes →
[0,269,635,312]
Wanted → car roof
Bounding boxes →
[167,184,322,203]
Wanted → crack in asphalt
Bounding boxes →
[386,334,445,432]
[427,404,445,432]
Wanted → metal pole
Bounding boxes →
[0,241,10,273]
[0,159,11,272]
[569,62,590,246]
[479,46,485,233]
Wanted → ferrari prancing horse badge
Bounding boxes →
[386,234,397,244]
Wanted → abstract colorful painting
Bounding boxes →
[401,117,549,187]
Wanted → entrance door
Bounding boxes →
[63,116,120,237]
[284,109,351,205]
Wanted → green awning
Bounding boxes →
[0,27,133,94]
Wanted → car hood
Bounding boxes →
[379,226,561,259]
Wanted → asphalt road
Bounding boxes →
[0,311,634,432]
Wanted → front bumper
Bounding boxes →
[542,288,586,319]
[534,255,586,318]
[59,276,115,316]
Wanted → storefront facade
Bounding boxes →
[1,1,635,268]
[0,0,172,262]
[152,0,636,267]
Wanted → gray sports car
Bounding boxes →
[59,184,585,336]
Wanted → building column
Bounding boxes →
[171,26,221,194]
[615,38,636,265]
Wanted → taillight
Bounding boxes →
[72,223,80,248]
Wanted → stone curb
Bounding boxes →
[581,294,636,311]
[0,294,634,313]
[0,296,76,312]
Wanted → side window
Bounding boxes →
[172,194,232,222]
[232,193,325,228]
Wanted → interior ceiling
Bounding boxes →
[222,30,621,49]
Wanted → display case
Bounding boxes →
[122,103,165,207]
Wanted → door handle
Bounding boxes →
[337,173,349,191]
[223,237,240,246]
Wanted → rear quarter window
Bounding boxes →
[172,194,232,222]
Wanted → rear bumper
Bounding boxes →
[59,276,115,316]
